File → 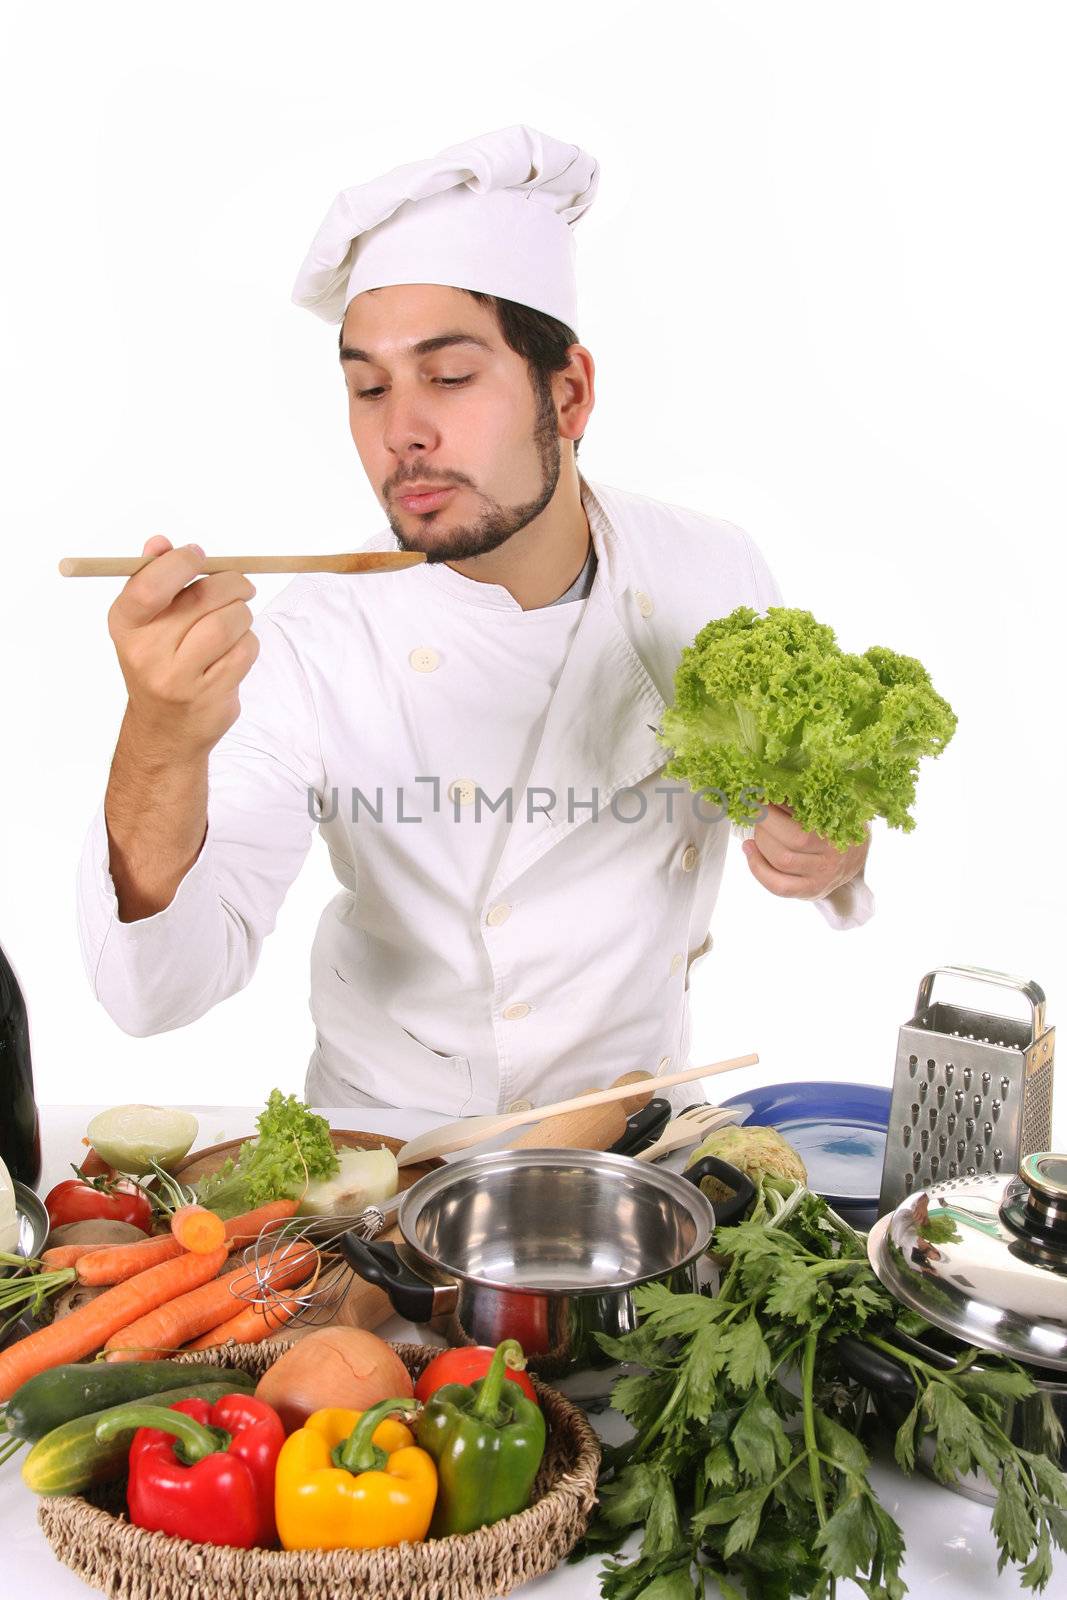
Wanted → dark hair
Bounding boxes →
[338,290,583,454]
[464,291,582,456]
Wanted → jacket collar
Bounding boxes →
[421,475,632,613]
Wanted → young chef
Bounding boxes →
[76,125,873,1118]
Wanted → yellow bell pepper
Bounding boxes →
[275,1398,437,1551]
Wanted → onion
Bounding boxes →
[255,1327,414,1434]
[86,1104,199,1174]
[296,1145,398,1218]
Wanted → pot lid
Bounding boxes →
[868,1152,1067,1370]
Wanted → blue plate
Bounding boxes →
[718,1080,890,1222]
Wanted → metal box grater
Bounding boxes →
[878,965,1055,1216]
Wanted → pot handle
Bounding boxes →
[339,1235,455,1323]
[834,1335,918,1406]
[684,1155,757,1225]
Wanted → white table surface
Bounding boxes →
[6,1091,1063,1599]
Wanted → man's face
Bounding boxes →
[340,284,562,563]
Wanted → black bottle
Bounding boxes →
[0,939,42,1188]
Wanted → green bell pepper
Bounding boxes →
[415,1338,546,1536]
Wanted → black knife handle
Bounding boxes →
[609,1097,673,1157]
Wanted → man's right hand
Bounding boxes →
[107,535,260,757]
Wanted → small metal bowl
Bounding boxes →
[13,1181,49,1261]
[0,1183,50,1351]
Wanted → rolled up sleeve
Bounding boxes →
[75,597,325,1036]
[812,868,876,931]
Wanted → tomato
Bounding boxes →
[413,1346,539,1406]
[44,1177,152,1233]
[492,1292,551,1357]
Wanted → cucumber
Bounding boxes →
[5,1360,255,1444]
[21,1381,252,1495]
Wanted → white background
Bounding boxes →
[1,1,1064,1114]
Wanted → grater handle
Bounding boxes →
[914,966,1047,1044]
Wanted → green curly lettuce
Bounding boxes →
[657,606,957,849]
[193,1090,339,1219]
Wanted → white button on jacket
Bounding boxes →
[75,477,874,1117]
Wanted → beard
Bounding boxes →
[384,382,562,564]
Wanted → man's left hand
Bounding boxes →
[742,803,870,902]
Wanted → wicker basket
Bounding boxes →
[35,1340,602,1600]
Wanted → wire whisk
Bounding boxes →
[233,1197,401,1329]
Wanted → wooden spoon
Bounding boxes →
[58,552,426,577]
[395,1053,758,1167]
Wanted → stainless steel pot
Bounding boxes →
[341,1147,749,1396]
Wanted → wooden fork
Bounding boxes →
[633,1104,738,1163]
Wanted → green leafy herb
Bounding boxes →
[914,1210,961,1245]
[193,1090,339,1218]
[657,606,957,849]
[577,1179,1067,1598]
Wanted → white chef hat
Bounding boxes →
[290,124,599,331]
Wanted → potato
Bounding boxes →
[49,1283,110,1321]
[46,1219,151,1249]
[255,1327,414,1434]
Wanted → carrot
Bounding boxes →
[170,1205,226,1254]
[220,1199,301,1239]
[77,1234,183,1284]
[0,1245,229,1403]
[77,1199,301,1286]
[103,1242,318,1362]
[77,1142,116,1179]
[41,1245,97,1271]
[185,1274,318,1349]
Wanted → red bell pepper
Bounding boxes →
[94,1393,285,1548]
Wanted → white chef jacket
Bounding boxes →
[75,476,874,1117]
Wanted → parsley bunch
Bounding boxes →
[193,1089,339,1219]
[580,1181,1066,1598]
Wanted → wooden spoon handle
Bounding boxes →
[610,1071,659,1116]
[58,552,426,577]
